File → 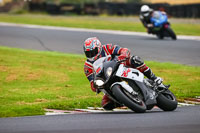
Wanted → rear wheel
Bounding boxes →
[156,90,177,111]
[112,85,146,113]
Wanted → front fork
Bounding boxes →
[144,78,171,96]
[111,81,138,96]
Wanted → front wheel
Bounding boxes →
[112,85,146,113]
[165,27,177,40]
[156,90,178,111]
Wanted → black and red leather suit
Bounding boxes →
[84,44,157,110]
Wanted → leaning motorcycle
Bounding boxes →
[93,55,177,113]
[148,11,177,40]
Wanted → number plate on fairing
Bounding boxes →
[116,64,144,82]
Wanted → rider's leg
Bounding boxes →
[127,55,157,80]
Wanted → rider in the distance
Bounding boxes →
[140,5,167,34]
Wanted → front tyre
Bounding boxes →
[156,90,177,111]
[112,85,146,113]
[166,27,177,40]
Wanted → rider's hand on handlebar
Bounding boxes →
[117,55,128,62]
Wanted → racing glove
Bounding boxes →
[117,54,128,61]
[117,48,130,62]
[147,23,153,28]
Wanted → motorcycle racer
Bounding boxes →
[83,37,162,110]
[140,5,167,34]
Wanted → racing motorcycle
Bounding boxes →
[148,11,176,40]
[93,55,177,113]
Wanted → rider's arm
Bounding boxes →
[104,44,130,64]
[84,61,96,92]
[140,15,148,28]
[105,44,130,58]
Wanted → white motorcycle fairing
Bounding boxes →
[110,64,144,96]
[113,64,157,106]
[115,64,144,82]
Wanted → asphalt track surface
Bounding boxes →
[0,23,200,66]
[0,24,200,133]
[0,106,200,133]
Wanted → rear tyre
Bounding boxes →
[166,27,177,40]
[156,90,177,111]
[112,85,146,113]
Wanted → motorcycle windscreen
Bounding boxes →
[93,55,112,72]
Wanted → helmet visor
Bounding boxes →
[142,11,149,17]
[85,47,98,58]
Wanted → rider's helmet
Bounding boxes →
[83,37,102,61]
[140,5,152,17]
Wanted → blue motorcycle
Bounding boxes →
[149,11,176,40]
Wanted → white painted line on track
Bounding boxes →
[178,103,195,106]
[1,22,200,41]
[44,102,197,115]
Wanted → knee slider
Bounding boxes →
[102,102,115,110]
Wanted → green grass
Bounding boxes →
[0,14,200,36]
[0,46,200,117]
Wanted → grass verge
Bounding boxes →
[0,46,200,117]
[0,14,200,36]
